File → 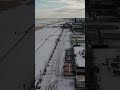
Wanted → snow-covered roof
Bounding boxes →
[74,46,85,67]
[70,34,85,38]
[76,75,85,81]
[80,43,85,46]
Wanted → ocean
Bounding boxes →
[35,18,63,26]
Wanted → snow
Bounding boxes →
[35,27,62,81]
[73,46,85,67]
[36,25,75,90]
[35,19,72,88]
[35,27,61,51]
[76,75,85,81]
[35,19,87,90]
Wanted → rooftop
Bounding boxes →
[73,46,85,67]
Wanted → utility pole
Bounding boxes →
[75,18,76,23]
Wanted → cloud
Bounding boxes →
[35,0,85,18]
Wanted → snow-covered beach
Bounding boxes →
[35,18,68,82]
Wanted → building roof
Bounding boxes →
[73,46,85,67]
[76,75,85,81]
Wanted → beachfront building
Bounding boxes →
[71,23,85,33]
[69,20,85,89]
[70,18,85,33]
[73,46,85,90]
[70,34,85,46]
[64,48,75,76]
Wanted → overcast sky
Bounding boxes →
[35,0,85,18]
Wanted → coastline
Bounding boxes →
[35,25,45,31]
[35,18,66,31]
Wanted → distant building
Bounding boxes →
[70,18,85,33]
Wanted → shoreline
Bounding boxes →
[35,26,45,31]
[35,19,66,31]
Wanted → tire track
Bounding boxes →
[55,29,66,77]
[45,29,65,90]
[40,29,64,90]
[35,28,60,52]
[48,80,58,90]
